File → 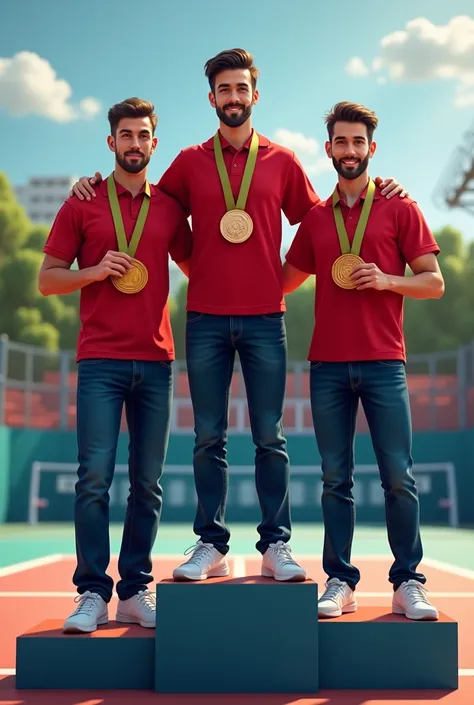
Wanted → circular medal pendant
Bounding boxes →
[220,209,253,244]
[112,258,148,294]
[331,254,364,290]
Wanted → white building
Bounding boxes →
[14,176,78,225]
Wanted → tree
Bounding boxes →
[285,277,315,360]
[170,280,188,360]
[0,173,30,259]
[25,224,50,252]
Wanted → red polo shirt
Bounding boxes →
[286,183,440,362]
[158,130,319,315]
[43,177,192,362]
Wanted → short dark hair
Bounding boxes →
[204,48,259,92]
[325,102,378,143]
[107,98,158,136]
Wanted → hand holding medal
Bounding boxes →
[214,131,258,243]
[331,178,375,289]
[107,174,150,294]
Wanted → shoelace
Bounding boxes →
[271,541,297,566]
[71,591,102,616]
[323,580,347,604]
[136,590,156,610]
[402,580,432,605]
[183,541,214,565]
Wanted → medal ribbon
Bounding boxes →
[332,178,375,256]
[107,174,151,258]
[213,131,259,211]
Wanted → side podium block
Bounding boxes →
[319,607,458,690]
[155,576,319,694]
[16,620,155,689]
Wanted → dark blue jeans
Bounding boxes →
[186,312,291,555]
[74,359,172,602]
[310,360,425,589]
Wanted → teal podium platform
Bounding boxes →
[318,606,458,690]
[16,619,155,689]
[155,575,319,694]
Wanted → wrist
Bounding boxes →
[84,266,98,283]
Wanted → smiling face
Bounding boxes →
[325,121,377,180]
[107,116,157,174]
[209,68,259,128]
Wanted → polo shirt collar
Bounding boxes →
[99,174,155,197]
[324,178,381,207]
[203,129,270,151]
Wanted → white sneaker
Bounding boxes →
[318,578,357,618]
[172,541,230,581]
[392,580,439,621]
[116,589,156,628]
[261,541,306,581]
[63,591,108,633]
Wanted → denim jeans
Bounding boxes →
[310,360,425,589]
[74,358,172,601]
[186,312,291,554]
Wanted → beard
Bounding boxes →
[216,102,252,128]
[116,150,150,174]
[332,153,370,180]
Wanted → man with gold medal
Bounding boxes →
[38,98,192,633]
[284,102,444,621]
[70,50,407,586]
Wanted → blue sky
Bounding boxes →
[1,0,474,247]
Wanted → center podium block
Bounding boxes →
[155,575,319,694]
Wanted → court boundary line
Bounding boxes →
[0,668,473,677]
[1,590,473,598]
[0,555,64,578]
[422,558,474,581]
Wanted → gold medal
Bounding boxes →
[331,254,364,290]
[331,179,376,290]
[220,209,253,243]
[112,258,148,294]
[214,131,259,244]
[107,175,151,293]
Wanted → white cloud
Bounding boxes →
[0,51,101,122]
[346,57,370,77]
[344,15,474,107]
[273,128,332,175]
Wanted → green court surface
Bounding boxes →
[1,523,473,569]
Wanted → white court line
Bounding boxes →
[1,590,473,599]
[232,557,246,578]
[0,555,64,578]
[356,592,474,598]
[0,667,473,677]
[422,558,474,581]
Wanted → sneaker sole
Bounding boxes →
[63,614,109,633]
[318,602,358,618]
[172,565,230,582]
[261,568,306,582]
[392,605,439,621]
[116,614,155,628]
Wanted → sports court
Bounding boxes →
[1,522,473,704]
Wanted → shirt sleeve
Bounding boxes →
[397,201,440,265]
[157,151,190,216]
[43,201,83,264]
[285,210,317,274]
[282,153,320,226]
[168,205,193,264]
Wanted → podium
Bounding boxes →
[15,575,458,692]
[16,620,154,689]
[155,576,319,693]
